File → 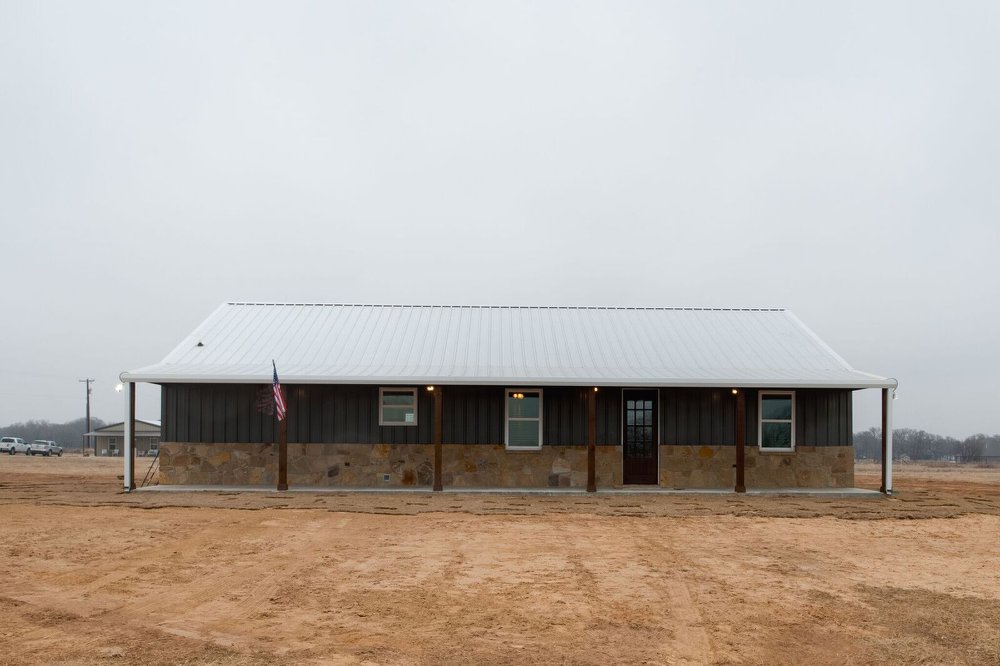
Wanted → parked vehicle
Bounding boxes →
[29,440,62,457]
[1,437,30,455]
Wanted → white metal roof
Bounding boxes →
[122,303,894,389]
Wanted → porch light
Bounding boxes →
[427,386,435,392]
[731,389,738,395]
[512,392,524,399]
[593,387,599,392]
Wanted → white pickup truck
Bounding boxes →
[1,437,30,454]
[29,440,63,457]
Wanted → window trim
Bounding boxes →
[504,388,544,451]
[758,390,796,452]
[378,387,418,426]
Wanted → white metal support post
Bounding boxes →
[124,382,134,492]
[885,386,894,495]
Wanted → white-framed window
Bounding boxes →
[505,388,543,450]
[758,391,795,451]
[379,387,418,426]
[149,439,159,452]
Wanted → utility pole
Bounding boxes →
[79,378,94,454]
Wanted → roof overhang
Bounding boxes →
[120,370,896,390]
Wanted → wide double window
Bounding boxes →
[505,389,543,450]
[379,388,418,426]
[759,391,795,451]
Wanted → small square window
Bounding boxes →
[379,388,418,426]
[759,391,795,451]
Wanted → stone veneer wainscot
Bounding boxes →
[159,442,851,489]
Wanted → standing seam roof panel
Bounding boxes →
[123,303,894,388]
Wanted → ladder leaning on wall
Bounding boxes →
[139,450,159,488]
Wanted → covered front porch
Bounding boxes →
[118,382,898,495]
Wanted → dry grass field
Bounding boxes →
[1,455,999,665]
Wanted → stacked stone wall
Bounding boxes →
[159,442,276,486]
[159,442,851,489]
[160,442,625,488]
[659,445,854,488]
[160,442,434,487]
[747,446,854,488]
[286,443,434,487]
[440,444,622,488]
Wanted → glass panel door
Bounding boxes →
[623,390,658,484]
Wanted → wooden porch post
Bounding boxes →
[433,387,443,491]
[735,389,746,493]
[587,388,597,493]
[277,418,288,491]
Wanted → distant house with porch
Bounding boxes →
[119,303,897,492]
[86,420,160,456]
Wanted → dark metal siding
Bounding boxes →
[443,386,618,445]
[286,385,434,444]
[595,388,621,445]
[660,388,851,447]
[661,388,738,446]
[163,384,432,444]
[795,389,852,446]
[160,384,851,447]
[544,387,585,445]
[442,386,503,444]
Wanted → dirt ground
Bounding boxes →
[1,456,998,665]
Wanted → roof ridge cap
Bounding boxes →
[224,302,787,311]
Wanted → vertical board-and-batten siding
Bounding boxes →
[165,384,431,445]
[660,388,738,446]
[660,389,852,446]
[161,385,851,447]
[441,386,621,445]
[162,384,622,445]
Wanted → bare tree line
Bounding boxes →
[1,417,107,450]
[854,428,1000,462]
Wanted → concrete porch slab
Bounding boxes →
[134,485,884,498]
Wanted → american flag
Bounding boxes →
[272,360,287,421]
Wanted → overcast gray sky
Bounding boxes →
[1,1,997,436]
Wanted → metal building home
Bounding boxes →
[85,419,161,457]
[119,303,897,493]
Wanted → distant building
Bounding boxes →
[86,420,160,456]
[120,303,898,492]
[984,439,1000,463]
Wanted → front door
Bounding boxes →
[623,390,658,484]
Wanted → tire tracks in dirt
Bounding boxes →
[635,523,714,665]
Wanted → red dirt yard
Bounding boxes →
[1,456,999,665]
